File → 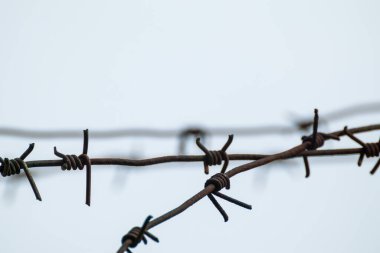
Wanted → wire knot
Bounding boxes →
[120,216,159,253]
[0,143,42,201]
[205,172,230,191]
[196,135,233,174]
[302,133,326,150]
[204,173,251,222]
[0,158,24,176]
[301,109,340,178]
[361,142,380,158]
[53,152,90,171]
[344,126,380,174]
[54,129,92,206]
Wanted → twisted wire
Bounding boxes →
[344,126,380,174]
[196,134,233,174]
[301,109,340,177]
[0,143,41,201]
[54,129,92,206]
[204,173,252,222]
[120,216,159,253]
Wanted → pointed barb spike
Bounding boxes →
[303,156,311,178]
[221,135,234,151]
[213,192,252,210]
[83,129,89,154]
[204,164,209,175]
[145,231,159,243]
[370,159,380,175]
[358,153,365,166]
[207,193,229,222]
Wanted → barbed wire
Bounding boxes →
[0,102,379,155]
[115,111,380,253]
[0,109,379,252]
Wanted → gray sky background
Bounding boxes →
[0,0,379,252]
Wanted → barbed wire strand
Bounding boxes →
[20,124,380,171]
[0,102,378,140]
[1,112,379,251]
[115,112,380,253]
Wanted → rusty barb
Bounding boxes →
[196,134,233,174]
[54,129,92,206]
[119,216,159,253]
[301,109,340,178]
[205,173,252,222]
[0,143,41,201]
[344,126,380,174]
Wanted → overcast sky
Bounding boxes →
[0,1,379,253]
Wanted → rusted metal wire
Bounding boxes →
[196,134,233,174]
[17,124,380,172]
[0,110,380,252]
[0,143,41,201]
[54,129,92,206]
[301,109,340,178]
[344,126,380,174]
[205,172,252,222]
[119,216,159,253]
[0,102,378,141]
[114,116,380,253]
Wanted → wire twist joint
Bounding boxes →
[205,173,252,222]
[119,216,159,253]
[344,126,380,174]
[0,143,41,201]
[196,134,233,174]
[54,129,92,205]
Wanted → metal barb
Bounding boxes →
[301,110,340,178]
[205,173,252,222]
[54,129,92,205]
[344,126,380,174]
[0,143,41,201]
[196,135,233,174]
[120,216,159,253]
